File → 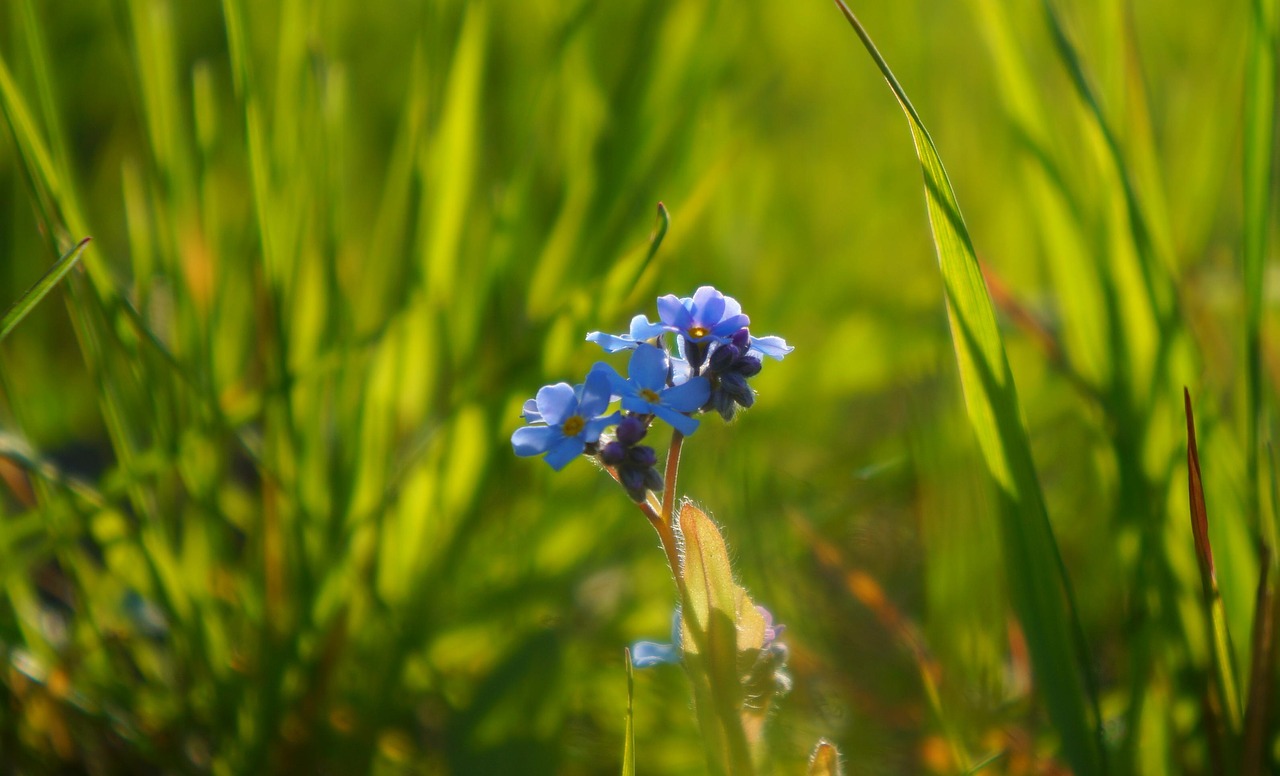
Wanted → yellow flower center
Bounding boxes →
[639,388,661,403]
[688,326,710,339]
[562,415,585,436]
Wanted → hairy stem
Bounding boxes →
[662,430,684,526]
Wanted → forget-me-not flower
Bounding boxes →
[656,286,751,346]
[592,344,710,436]
[512,370,620,470]
[586,314,668,353]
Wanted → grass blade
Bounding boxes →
[0,237,90,343]
[621,648,636,776]
[830,4,1103,772]
[1184,388,1243,740]
[1245,0,1278,539]
[1242,546,1275,775]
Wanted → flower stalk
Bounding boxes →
[512,283,795,771]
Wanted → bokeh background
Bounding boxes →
[0,0,1270,773]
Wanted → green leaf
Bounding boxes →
[0,237,90,343]
[830,3,1103,772]
[679,501,754,776]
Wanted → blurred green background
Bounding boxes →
[0,0,1272,773]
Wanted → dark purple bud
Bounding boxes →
[709,343,740,373]
[600,441,626,466]
[684,338,709,370]
[736,355,762,378]
[719,372,753,403]
[712,390,737,421]
[620,466,646,494]
[627,445,658,468]
[642,467,664,493]
[616,416,647,446]
[730,328,751,350]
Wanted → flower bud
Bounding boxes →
[619,466,646,494]
[616,416,647,446]
[709,343,740,373]
[736,355,763,378]
[684,338,709,370]
[600,441,626,466]
[719,372,753,403]
[627,445,658,468]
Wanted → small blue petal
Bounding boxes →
[512,425,563,456]
[654,404,700,436]
[535,383,578,426]
[750,335,793,360]
[692,286,725,327]
[584,412,622,443]
[720,293,744,320]
[521,399,542,423]
[586,331,640,352]
[543,435,586,470]
[661,375,710,412]
[631,640,680,668]
[657,294,693,331]
[628,314,668,341]
[620,393,656,415]
[579,369,614,418]
[586,315,667,353]
[628,344,669,390]
[591,362,631,398]
[710,314,750,338]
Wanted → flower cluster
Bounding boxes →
[512,286,792,498]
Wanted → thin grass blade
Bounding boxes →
[1245,0,1278,540]
[830,4,1103,771]
[1184,387,1243,738]
[1241,545,1274,775]
[0,237,90,343]
[621,648,636,776]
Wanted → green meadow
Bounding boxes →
[1,1,1276,773]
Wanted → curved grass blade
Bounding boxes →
[829,3,1103,772]
[0,237,90,343]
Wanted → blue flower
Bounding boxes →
[511,370,620,470]
[656,286,751,345]
[632,610,682,668]
[586,314,668,353]
[592,344,710,436]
